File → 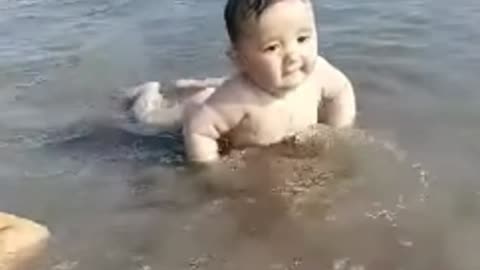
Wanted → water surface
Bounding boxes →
[1,0,480,269]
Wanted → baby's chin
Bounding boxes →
[252,72,308,97]
[277,71,308,90]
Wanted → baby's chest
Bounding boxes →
[235,92,319,144]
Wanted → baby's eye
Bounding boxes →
[297,35,310,43]
[263,44,279,53]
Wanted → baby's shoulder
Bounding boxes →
[206,74,258,106]
[314,56,341,75]
[313,56,351,87]
[185,75,253,128]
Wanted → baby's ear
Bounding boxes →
[226,47,241,68]
[225,48,243,70]
[226,47,235,60]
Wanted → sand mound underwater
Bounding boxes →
[193,124,430,230]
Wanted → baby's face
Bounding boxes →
[234,0,318,95]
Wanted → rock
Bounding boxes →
[0,212,50,270]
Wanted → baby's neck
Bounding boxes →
[238,73,293,99]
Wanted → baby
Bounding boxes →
[122,0,356,163]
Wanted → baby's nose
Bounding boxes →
[284,49,300,65]
[284,43,300,63]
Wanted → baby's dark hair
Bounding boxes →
[224,0,274,43]
[225,0,309,43]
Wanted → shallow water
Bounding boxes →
[1,0,480,269]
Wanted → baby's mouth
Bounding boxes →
[283,64,302,76]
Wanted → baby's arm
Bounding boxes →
[317,58,356,127]
[183,87,245,163]
[183,106,226,163]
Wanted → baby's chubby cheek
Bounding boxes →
[303,57,317,74]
